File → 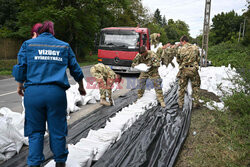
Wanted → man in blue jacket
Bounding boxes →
[12,21,86,167]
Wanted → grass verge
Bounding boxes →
[78,54,98,67]
[0,59,17,76]
[175,91,250,167]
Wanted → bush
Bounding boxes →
[209,42,250,115]
[221,71,250,116]
[208,42,250,84]
[224,92,250,115]
[208,42,250,69]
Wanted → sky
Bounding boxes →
[142,0,247,38]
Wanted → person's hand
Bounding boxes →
[17,83,25,96]
[78,80,86,96]
[166,43,171,47]
[78,86,86,96]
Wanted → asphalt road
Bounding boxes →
[0,65,139,114]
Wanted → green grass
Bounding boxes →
[0,70,12,75]
[78,54,98,67]
[0,59,17,76]
[176,99,250,167]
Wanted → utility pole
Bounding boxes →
[238,23,242,42]
[201,0,212,67]
[242,18,247,38]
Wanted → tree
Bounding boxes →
[162,15,167,26]
[0,0,19,37]
[153,8,163,26]
[164,19,190,44]
[4,0,148,58]
[210,10,244,44]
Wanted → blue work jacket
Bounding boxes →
[12,32,84,89]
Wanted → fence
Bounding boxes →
[0,38,23,59]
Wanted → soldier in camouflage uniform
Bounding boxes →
[150,33,161,46]
[90,63,122,106]
[156,43,176,68]
[132,46,166,107]
[176,36,201,109]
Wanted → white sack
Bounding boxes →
[68,144,94,167]
[77,138,110,161]
[0,117,25,161]
[134,63,150,72]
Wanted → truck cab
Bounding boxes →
[98,27,150,73]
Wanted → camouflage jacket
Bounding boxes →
[91,63,116,79]
[156,47,176,66]
[150,33,160,45]
[132,50,160,75]
[176,43,200,70]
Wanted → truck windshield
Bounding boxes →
[100,30,139,47]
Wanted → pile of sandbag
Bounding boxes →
[45,90,159,167]
[66,79,119,114]
[0,107,28,161]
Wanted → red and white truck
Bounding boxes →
[97,27,151,73]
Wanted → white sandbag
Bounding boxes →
[84,81,100,102]
[45,157,81,167]
[86,129,119,144]
[67,144,94,167]
[134,63,150,72]
[85,82,100,101]
[82,96,94,105]
[66,77,122,113]
[77,138,110,161]
[66,84,81,113]
[111,112,137,129]
[105,116,131,133]
[205,101,224,111]
[0,107,24,131]
[120,107,145,119]
[104,120,126,133]
[0,117,25,161]
[151,43,163,52]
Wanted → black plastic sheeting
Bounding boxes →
[93,82,192,167]
[1,90,138,167]
[1,81,192,167]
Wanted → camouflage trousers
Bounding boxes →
[90,68,114,101]
[178,67,201,107]
[137,72,164,103]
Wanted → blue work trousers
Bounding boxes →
[24,85,68,166]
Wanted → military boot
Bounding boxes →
[56,162,65,167]
[100,99,111,106]
[160,101,166,108]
